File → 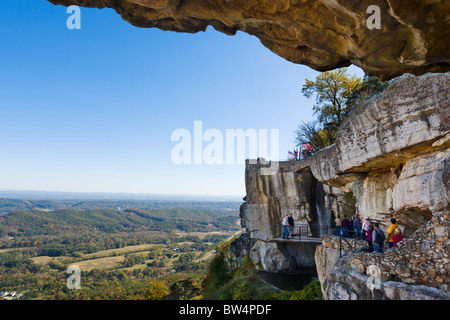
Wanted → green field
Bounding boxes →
[0,202,242,300]
[29,231,238,273]
[83,244,157,259]
[73,256,126,271]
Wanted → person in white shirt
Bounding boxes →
[362,217,371,239]
[335,215,341,236]
[282,215,289,239]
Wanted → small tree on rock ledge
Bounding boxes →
[296,68,390,151]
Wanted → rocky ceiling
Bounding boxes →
[48,0,449,80]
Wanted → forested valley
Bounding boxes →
[0,199,242,300]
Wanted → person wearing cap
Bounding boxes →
[362,216,371,240]
[287,214,295,238]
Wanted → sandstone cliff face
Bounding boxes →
[242,162,315,242]
[48,0,449,79]
[241,72,449,240]
[242,72,450,242]
[240,161,322,272]
[310,72,449,184]
[238,72,449,298]
[309,72,449,233]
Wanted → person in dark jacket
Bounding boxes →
[366,224,374,252]
[341,216,350,238]
[372,223,386,253]
[354,215,362,239]
[287,214,295,238]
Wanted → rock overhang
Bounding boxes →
[48,0,450,80]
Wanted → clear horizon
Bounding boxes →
[0,0,365,197]
[0,188,244,200]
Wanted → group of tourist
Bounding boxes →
[281,211,406,253]
[335,214,404,253]
[334,214,364,239]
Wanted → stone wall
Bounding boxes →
[321,235,365,251]
[318,251,450,300]
[315,209,449,299]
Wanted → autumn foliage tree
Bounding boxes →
[145,280,170,300]
[302,68,362,129]
[296,68,389,151]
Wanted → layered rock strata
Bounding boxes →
[308,72,449,234]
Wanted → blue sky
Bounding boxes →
[0,0,364,197]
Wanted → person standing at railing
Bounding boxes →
[366,224,374,252]
[362,217,371,240]
[288,213,295,239]
[282,215,290,239]
[335,215,342,236]
[372,223,386,253]
[350,216,355,238]
[341,216,350,238]
[354,215,362,240]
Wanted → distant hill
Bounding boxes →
[0,190,243,202]
[0,206,240,238]
[0,198,242,215]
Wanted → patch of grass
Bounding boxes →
[388,274,402,282]
[289,280,322,300]
[74,256,125,271]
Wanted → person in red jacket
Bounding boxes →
[391,228,404,247]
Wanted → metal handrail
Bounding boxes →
[274,223,385,258]
[336,228,385,257]
[274,223,332,240]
